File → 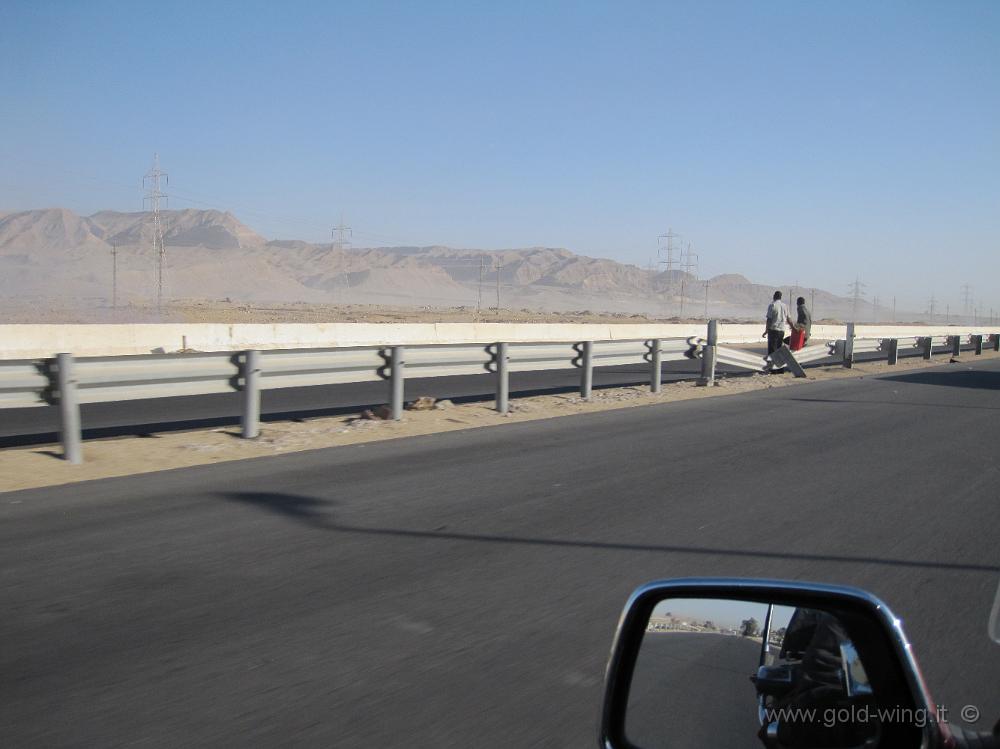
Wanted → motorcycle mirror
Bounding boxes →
[599,579,940,749]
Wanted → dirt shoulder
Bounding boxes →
[1,350,995,493]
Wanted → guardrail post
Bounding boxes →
[496,342,509,413]
[699,319,718,386]
[949,335,960,358]
[55,352,82,464]
[843,323,855,368]
[580,341,593,401]
[241,349,261,439]
[886,339,899,366]
[992,333,1000,352]
[649,339,661,393]
[973,334,984,356]
[390,346,405,420]
[920,336,933,360]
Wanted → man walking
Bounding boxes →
[765,291,793,355]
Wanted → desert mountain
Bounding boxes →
[0,207,879,320]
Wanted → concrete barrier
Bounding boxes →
[0,322,989,360]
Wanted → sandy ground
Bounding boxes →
[0,297,847,326]
[2,350,993,494]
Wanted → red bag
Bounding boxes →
[789,327,807,351]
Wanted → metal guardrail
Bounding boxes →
[2,325,996,464]
[0,359,48,408]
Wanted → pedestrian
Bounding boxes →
[764,291,794,355]
[789,296,812,351]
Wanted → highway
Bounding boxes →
[0,342,963,447]
[2,358,998,747]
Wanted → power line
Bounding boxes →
[142,154,168,312]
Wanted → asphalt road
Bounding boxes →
[627,633,762,747]
[0,342,966,447]
[2,358,998,747]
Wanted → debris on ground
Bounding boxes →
[406,396,437,411]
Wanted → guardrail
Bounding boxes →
[1,323,996,464]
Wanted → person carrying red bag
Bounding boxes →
[789,296,812,351]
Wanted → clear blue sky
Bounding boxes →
[2,0,997,312]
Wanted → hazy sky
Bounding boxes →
[2,1,997,311]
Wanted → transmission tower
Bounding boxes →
[477,256,486,313]
[332,215,352,252]
[111,241,119,309]
[495,258,503,314]
[848,277,867,322]
[961,284,973,319]
[143,154,168,311]
[657,229,680,279]
[679,243,698,319]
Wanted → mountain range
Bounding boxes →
[0,207,879,320]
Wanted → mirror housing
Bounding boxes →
[599,578,944,749]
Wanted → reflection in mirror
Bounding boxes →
[989,578,1000,645]
[626,598,881,749]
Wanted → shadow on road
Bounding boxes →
[783,397,1000,411]
[878,369,1000,390]
[219,491,999,574]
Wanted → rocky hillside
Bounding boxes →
[0,207,878,320]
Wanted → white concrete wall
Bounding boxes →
[0,322,993,360]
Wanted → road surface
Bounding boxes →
[2,358,997,746]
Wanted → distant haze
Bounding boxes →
[0,207,939,323]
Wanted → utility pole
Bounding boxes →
[495,258,502,314]
[872,296,878,323]
[848,277,866,322]
[892,296,896,323]
[143,153,168,312]
[703,281,709,320]
[810,289,816,319]
[927,296,936,322]
[946,304,950,324]
[111,240,119,309]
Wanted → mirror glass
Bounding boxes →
[625,597,881,749]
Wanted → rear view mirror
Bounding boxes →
[600,579,938,749]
